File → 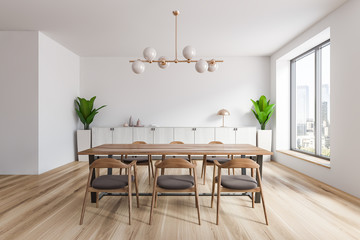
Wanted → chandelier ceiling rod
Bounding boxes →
[130,10,223,74]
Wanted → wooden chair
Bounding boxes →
[211,158,268,225]
[149,158,201,225]
[80,158,139,225]
[162,141,192,175]
[122,141,154,184]
[201,141,233,184]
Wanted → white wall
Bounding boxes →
[80,57,270,128]
[271,0,360,198]
[38,33,80,174]
[0,31,39,174]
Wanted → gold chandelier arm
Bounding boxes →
[175,12,178,61]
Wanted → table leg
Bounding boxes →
[241,155,246,175]
[89,155,96,203]
[107,155,113,175]
[255,155,263,203]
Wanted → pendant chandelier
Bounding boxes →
[130,10,223,74]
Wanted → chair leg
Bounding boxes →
[195,188,201,225]
[149,171,158,225]
[211,165,216,208]
[135,176,139,208]
[79,191,88,225]
[148,164,151,185]
[233,168,235,175]
[128,184,132,225]
[252,192,254,208]
[257,168,268,225]
[203,164,207,185]
[228,168,230,175]
[120,168,122,175]
[189,168,192,176]
[149,155,154,178]
[80,169,92,225]
[216,176,221,225]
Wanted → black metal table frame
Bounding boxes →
[88,154,264,203]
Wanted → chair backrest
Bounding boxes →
[155,158,196,169]
[90,158,133,169]
[132,141,146,144]
[215,158,259,169]
[170,141,184,144]
[209,141,223,144]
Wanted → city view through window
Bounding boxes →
[291,41,330,158]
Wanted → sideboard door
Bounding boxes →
[113,128,133,144]
[236,127,256,145]
[154,128,174,144]
[173,128,195,144]
[92,128,113,147]
[215,127,236,144]
[194,127,215,144]
[132,127,154,144]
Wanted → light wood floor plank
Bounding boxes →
[0,161,359,240]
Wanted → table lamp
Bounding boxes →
[217,109,230,127]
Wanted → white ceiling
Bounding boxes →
[0,0,347,57]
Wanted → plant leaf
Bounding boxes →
[86,110,98,125]
[259,95,267,111]
[79,98,91,119]
[251,99,260,114]
[89,96,96,112]
[258,112,267,124]
[264,109,275,125]
[75,109,86,125]
[251,109,259,121]
[95,105,106,111]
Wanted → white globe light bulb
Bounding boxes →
[158,56,170,69]
[183,45,196,60]
[195,59,208,73]
[143,47,157,61]
[132,60,145,74]
[208,62,219,72]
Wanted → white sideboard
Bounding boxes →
[91,127,256,147]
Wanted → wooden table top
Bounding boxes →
[78,144,273,156]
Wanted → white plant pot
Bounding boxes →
[77,130,91,161]
[257,130,272,162]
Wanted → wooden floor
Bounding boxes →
[0,161,359,240]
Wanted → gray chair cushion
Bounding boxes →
[157,175,194,190]
[92,175,134,189]
[207,157,231,164]
[122,156,149,164]
[215,175,257,190]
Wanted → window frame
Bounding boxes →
[290,39,330,160]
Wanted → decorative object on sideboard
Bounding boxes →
[123,123,129,127]
[135,119,144,127]
[75,96,106,130]
[129,10,223,74]
[251,95,275,162]
[217,109,230,127]
[128,116,134,127]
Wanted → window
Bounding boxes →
[291,40,330,159]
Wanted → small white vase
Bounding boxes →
[257,130,272,161]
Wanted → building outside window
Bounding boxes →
[290,40,330,159]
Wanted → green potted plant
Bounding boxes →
[251,95,275,161]
[75,96,106,130]
[75,96,106,161]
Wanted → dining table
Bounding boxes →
[78,143,273,204]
